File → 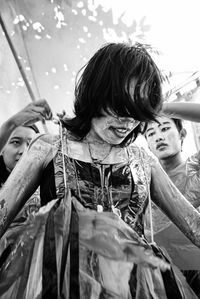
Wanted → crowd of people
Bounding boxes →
[0,42,200,298]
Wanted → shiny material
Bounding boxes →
[150,156,200,248]
[145,151,200,270]
[0,134,200,297]
[0,134,56,238]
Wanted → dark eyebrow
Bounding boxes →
[9,136,21,141]
[146,121,171,133]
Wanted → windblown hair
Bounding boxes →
[62,42,163,144]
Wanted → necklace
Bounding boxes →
[87,142,112,164]
[87,143,122,218]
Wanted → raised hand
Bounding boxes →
[10,99,53,127]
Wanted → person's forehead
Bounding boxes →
[146,116,174,130]
[9,126,36,139]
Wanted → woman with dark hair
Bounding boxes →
[0,42,200,298]
[63,42,162,143]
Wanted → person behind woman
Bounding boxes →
[0,99,52,153]
[0,100,52,263]
[144,101,200,297]
[0,99,52,219]
[0,124,40,216]
[0,43,200,298]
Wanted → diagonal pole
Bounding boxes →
[0,12,48,132]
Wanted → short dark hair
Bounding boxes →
[172,118,183,133]
[62,42,163,144]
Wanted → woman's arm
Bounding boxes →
[162,102,200,123]
[150,158,200,248]
[0,134,55,239]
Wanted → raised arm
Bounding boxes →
[0,99,52,153]
[0,133,55,239]
[162,101,200,123]
[150,157,200,248]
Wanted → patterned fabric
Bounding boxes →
[0,155,41,267]
[0,155,40,222]
[145,151,200,247]
[0,134,198,298]
[170,151,200,208]
[145,151,200,297]
[53,137,151,237]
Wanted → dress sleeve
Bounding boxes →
[150,157,200,248]
[0,133,57,238]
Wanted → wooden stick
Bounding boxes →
[0,13,48,132]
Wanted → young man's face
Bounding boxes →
[2,126,36,172]
[145,116,182,160]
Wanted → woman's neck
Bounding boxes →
[84,129,105,144]
[160,152,184,174]
[84,132,113,163]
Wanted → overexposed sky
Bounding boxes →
[93,0,200,72]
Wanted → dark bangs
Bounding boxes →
[104,43,163,121]
[62,42,163,140]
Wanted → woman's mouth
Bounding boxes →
[111,127,129,138]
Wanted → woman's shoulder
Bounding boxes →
[128,143,159,166]
[128,143,152,158]
[29,133,60,146]
[28,133,60,168]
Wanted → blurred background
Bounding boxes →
[0,0,200,157]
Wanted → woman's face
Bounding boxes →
[88,78,141,145]
[90,110,140,145]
